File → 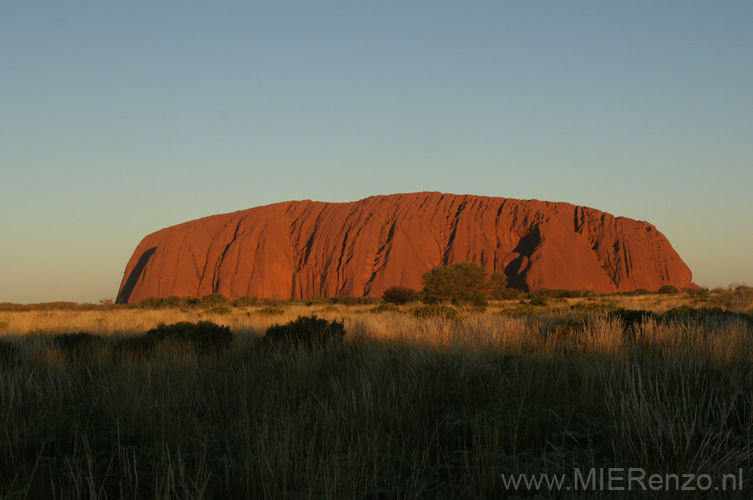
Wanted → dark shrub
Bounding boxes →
[145,321,232,353]
[256,306,285,316]
[410,305,460,320]
[658,285,679,295]
[608,309,658,337]
[663,304,698,316]
[370,303,400,314]
[662,306,747,323]
[114,335,158,358]
[0,339,20,367]
[53,332,104,360]
[265,315,345,346]
[494,288,525,300]
[548,319,586,340]
[182,297,201,308]
[382,286,418,305]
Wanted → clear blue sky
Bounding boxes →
[2,1,751,303]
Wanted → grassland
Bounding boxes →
[0,289,752,499]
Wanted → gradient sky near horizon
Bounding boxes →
[2,1,752,303]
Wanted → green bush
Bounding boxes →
[369,303,400,314]
[182,297,201,308]
[305,296,334,306]
[488,271,509,299]
[658,285,679,295]
[264,315,345,346]
[336,296,360,306]
[135,296,194,309]
[456,291,488,308]
[200,293,229,307]
[382,286,418,305]
[528,295,548,306]
[336,296,380,306]
[256,306,285,316]
[706,285,753,312]
[205,305,232,315]
[145,321,233,353]
[410,305,460,320]
[500,303,540,316]
[53,332,104,359]
[232,296,258,307]
[161,296,183,308]
[528,289,577,300]
[569,302,615,312]
[137,296,166,309]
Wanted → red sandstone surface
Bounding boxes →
[116,192,694,303]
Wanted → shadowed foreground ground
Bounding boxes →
[1,295,752,499]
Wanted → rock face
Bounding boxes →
[116,192,694,303]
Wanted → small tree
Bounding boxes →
[422,262,507,305]
[658,285,679,295]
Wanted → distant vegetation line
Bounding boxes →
[2,283,750,313]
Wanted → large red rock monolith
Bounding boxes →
[116,192,694,302]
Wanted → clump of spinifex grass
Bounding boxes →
[1,308,751,499]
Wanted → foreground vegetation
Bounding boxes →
[1,290,752,499]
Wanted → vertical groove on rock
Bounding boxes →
[213,217,244,292]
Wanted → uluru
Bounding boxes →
[116,192,694,303]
